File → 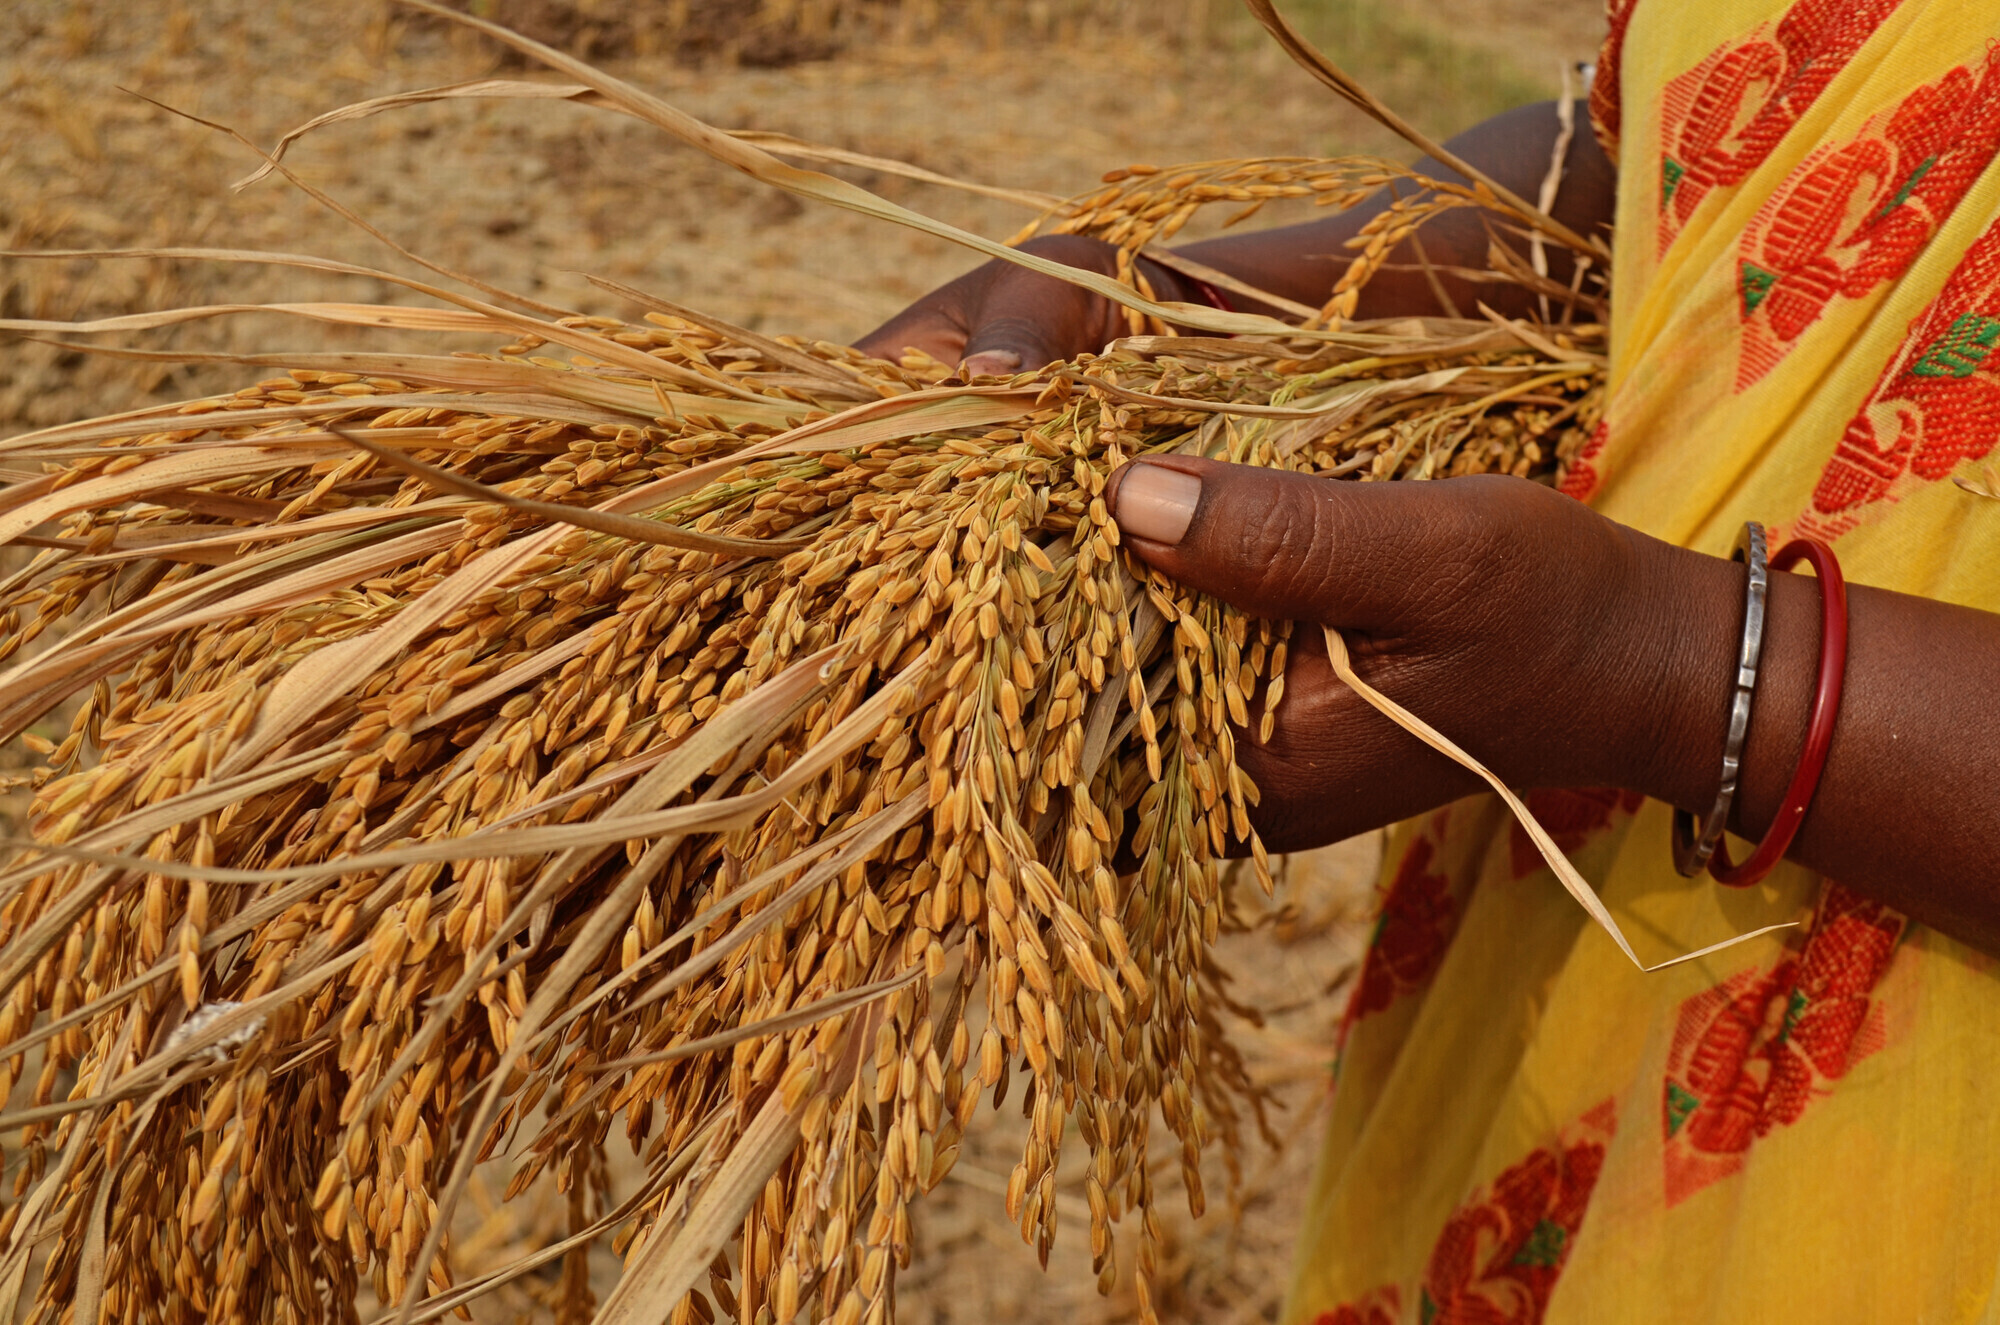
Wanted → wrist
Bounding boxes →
[1598,532,1746,808]
[1360,481,1711,798]
[1612,532,1819,828]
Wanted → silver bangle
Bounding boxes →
[1672,521,1768,878]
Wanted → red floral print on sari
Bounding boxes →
[1314,1287,1400,1325]
[1797,213,2000,539]
[1661,883,1905,1206]
[1655,0,1905,257]
[1588,0,1642,163]
[1342,836,1459,1035]
[1509,787,1646,880]
[1418,1101,1616,1324]
[1556,420,1610,502]
[1656,0,1904,256]
[1735,47,2000,389]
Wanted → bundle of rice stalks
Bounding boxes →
[0,5,1619,1324]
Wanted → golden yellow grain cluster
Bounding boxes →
[0,293,1601,1324]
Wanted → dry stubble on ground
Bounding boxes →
[0,1,1602,1318]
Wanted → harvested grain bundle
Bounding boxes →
[0,8,1621,1325]
[0,308,1603,1323]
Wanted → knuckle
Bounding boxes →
[963,315,1053,359]
[1012,233,1118,268]
[1202,472,1344,615]
[1265,479,1342,606]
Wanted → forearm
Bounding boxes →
[857,100,1618,371]
[1633,540,2000,947]
[1170,100,1616,321]
[1102,453,2000,951]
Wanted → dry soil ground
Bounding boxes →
[0,1,1603,1319]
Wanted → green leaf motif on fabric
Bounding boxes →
[1777,986,1811,1045]
[1420,1290,1438,1325]
[1661,155,1687,210]
[1910,311,2000,379]
[1512,1219,1568,1268]
[1875,154,1937,222]
[1664,1080,1699,1138]
[1739,260,1778,317]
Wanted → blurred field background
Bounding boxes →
[0,1,1601,1320]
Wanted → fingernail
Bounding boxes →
[1110,463,1201,545]
[961,350,1022,378]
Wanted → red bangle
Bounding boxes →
[1708,537,1849,887]
[1187,276,1235,314]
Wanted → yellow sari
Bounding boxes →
[1285,1,2000,1320]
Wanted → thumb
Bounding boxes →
[1104,456,1458,630]
[959,240,1126,379]
[959,293,1091,381]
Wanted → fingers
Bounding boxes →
[961,349,1024,378]
[958,235,1129,375]
[852,268,979,367]
[956,293,1093,378]
[1230,631,1485,851]
[1105,456,1506,631]
[853,235,1128,376]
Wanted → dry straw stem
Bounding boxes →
[0,6,1706,1325]
[234,80,1068,217]
[1956,464,2000,501]
[1318,628,1796,969]
[1239,0,1611,264]
[380,0,1316,341]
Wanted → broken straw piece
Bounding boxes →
[1319,624,1798,971]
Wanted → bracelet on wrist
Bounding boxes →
[1670,525,1849,889]
[1707,537,1849,887]
[1671,521,1768,878]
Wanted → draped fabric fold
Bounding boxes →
[1286,2,2000,1320]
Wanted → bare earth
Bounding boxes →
[0,1,1601,1319]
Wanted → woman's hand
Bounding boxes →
[854,234,1182,378]
[1103,457,1697,853]
[1105,455,2000,956]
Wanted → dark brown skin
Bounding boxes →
[857,101,1617,374]
[857,103,2000,955]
